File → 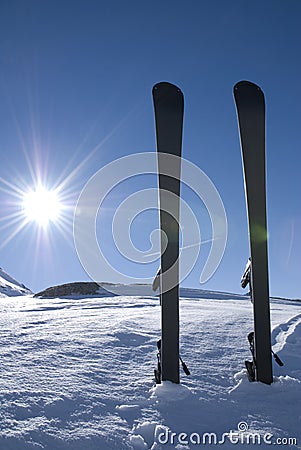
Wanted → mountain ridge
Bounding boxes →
[1,269,299,303]
[34,280,252,301]
[0,267,32,297]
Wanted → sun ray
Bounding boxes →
[0,175,30,198]
[0,212,26,227]
[0,219,28,251]
[53,103,141,193]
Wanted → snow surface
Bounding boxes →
[0,287,300,449]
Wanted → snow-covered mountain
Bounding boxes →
[0,286,300,449]
[0,267,32,297]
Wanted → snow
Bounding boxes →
[0,268,32,297]
[0,286,300,449]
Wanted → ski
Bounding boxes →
[154,339,190,384]
[245,361,256,382]
[234,81,273,385]
[245,332,256,382]
[154,339,162,384]
[245,331,283,383]
[152,82,183,384]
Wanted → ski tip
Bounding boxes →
[233,80,264,105]
[233,80,262,93]
[152,81,183,96]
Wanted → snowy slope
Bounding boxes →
[0,267,32,297]
[0,288,300,449]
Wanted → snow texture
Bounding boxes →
[0,285,300,449]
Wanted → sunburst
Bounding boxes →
[22,186,62,228]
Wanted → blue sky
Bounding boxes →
[0,0,300,298]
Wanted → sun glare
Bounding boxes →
[23,187,62,227]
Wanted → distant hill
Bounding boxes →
[34,282,106,298]
[34,282,155,298]
[33,281,300,303]
[0,267,32,297]
[34,281,250,301]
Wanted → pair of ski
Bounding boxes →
[153,81,278,385]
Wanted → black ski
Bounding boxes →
[154,339,162,384]
[245,332,256,382]
[245,331,283,382]
[234,81,273,385]
[154,339,190,384]
[153,82,183,384]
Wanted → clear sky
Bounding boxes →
[0,0,300,298]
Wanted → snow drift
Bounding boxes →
[0,286,300,449]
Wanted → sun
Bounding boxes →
[22,186,62,227]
